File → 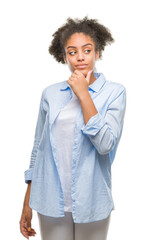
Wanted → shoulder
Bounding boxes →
[98,72,126,96]
[106,78,126,91]
[105,78,126,98]
[100,74,127,105]
[41,80,66,98]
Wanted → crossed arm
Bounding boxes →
[79,88,126,155]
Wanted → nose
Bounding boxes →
[76,50,85,61]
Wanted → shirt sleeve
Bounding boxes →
[24,88,47,184]
[81,87,126,155]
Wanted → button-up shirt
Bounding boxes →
[54,88,81,212]
[24,72,126,223]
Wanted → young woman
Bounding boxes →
[20,16,126,240]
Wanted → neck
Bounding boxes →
[89,72,96,86]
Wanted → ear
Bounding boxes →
[95,49,99,60]
[63,55,67,64]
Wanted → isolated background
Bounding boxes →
[0,0,146,239]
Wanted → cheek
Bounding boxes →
[66,58,75,72]
[66,56,73,65]
[87,56,95,67]
[67,58,75,69]
[90,54,96,65]
[68,61,74,69]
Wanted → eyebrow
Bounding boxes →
[67,43,93,49]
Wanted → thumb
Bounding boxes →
[26,217,31,231]
[86,70,93,84]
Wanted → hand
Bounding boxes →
[19,206,36,239]
[67,69,93,99]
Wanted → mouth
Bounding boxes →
[75,64,88,69]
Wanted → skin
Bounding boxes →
[64,32,99,125]
[64,32,99,99]
[19,181,36,239]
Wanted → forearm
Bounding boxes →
[23,181,32,207]
[80,88,126,155]
[79,92,98,125]
[24,89,47,184]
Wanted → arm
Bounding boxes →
[79,91,98,125]
[79,88,126,155]
[23,181,32,207]
[24,89,47,184]
[20,181,36,238]
[20,90,46,238]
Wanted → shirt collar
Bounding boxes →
[60,72,106,93]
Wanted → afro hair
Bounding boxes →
[48,16,114,64]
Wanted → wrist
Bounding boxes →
[24,201,30,207]
[79,91,90,101]
[23,204,32,211]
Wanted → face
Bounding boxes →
[64,32,99,77]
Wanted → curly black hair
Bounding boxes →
[48,16,114,64]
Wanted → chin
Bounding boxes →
[73,68,88,76]
[80,69,88,76]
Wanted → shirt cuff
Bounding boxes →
[81,112,106,136]
[24,168,33,184]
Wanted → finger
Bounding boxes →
[69,76,76,81]
[28,228,36,232]
[20,220,27,234]
[24,227,36,238]
[20,219,30,239]
[27,228,36,233]
[20,225,29,236]
[71,73,77,77]
[21,229,29,239]
[74,69,82,75]
[73,71,79,75]
[26,228,36,232]
[28,232,36,236]
[21,224,27,233]
[86,69,93,83]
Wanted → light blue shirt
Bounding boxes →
[24,72,126,223]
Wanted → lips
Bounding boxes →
[75,64,88,69]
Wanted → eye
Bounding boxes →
[69,51,76,55]
[68,49,91,56]
[85,49,91,53]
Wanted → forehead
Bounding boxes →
[65,32,95,47]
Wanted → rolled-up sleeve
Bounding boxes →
[24,88,47,184]
[81,87,126,155]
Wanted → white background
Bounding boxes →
[0,0,146,239]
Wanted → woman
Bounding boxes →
[20,16,126,240]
